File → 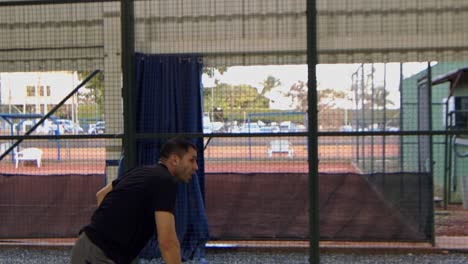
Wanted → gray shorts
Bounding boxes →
[70,232,116,264]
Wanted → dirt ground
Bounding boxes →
[435,204,468,236]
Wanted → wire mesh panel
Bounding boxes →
[0,1,122,240]
[130,0,314,261]
[1,0,468,263]
[0,138,105,238]
[132,0,311,253]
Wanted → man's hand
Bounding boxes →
[96,183,112,206]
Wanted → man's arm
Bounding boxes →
[155,211,181,264]
[96,183,112,206]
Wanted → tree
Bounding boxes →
[260,75,281,96]
[284,81,350,128]
[203,82,271,121]
[203,66,227,78]
[285,81,307,112]
[77,71,104,117]
[203,83,269,111]
[370,85,394,109]
[203,67,227,85]
[350,69,394,110]
[350,83,396,130]
[241,75,281,110]
[77,71,103,103]
[318,89,347,111]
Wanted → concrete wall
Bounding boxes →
[1,0,467,69]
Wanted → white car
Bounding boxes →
[89,121,105,134]
[88,124,96,134]
[55,119,84,134]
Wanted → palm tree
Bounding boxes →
[260,75,281,96]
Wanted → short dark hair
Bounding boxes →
[160,137,197,159]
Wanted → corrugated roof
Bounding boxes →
[432,67,468,96]
[432,67,468,85]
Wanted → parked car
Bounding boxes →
[260,125,280,133]
[89,121,105,134]
[73,124,84,133]
[239,122,261,133]
[340,125,353,132]
[55,119,84,134]
[279,121,298,132]
[87,124,96,134]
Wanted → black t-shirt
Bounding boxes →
[83,164,177,264]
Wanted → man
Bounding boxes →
[71,137,199,264]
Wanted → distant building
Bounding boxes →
[0,71,80,118]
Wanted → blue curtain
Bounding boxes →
[132,53,209,262]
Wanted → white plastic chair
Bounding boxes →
[267,140,294,158]
[14,148,43,168]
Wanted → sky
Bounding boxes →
[202,63,430,110]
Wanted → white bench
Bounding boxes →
[267,140,294,158]
[14,148,43,168]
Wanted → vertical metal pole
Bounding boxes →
[382,63,387,174]
[121,0,136,170]
[399,63,404,171]
[247,115,252,160]
[370,64,375,173]
[353,71,360,164]
[443,98,450,209]
[398,62,406,204]
[307,0,319,263]
[427,62,436,246]
[361,64,366,169]
[211,68,214,122]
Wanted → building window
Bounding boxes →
[46,86,51,96]
[14,105,24,113]
[26,86,35,97]
[38,86,44,96]
[25,104,36,114]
